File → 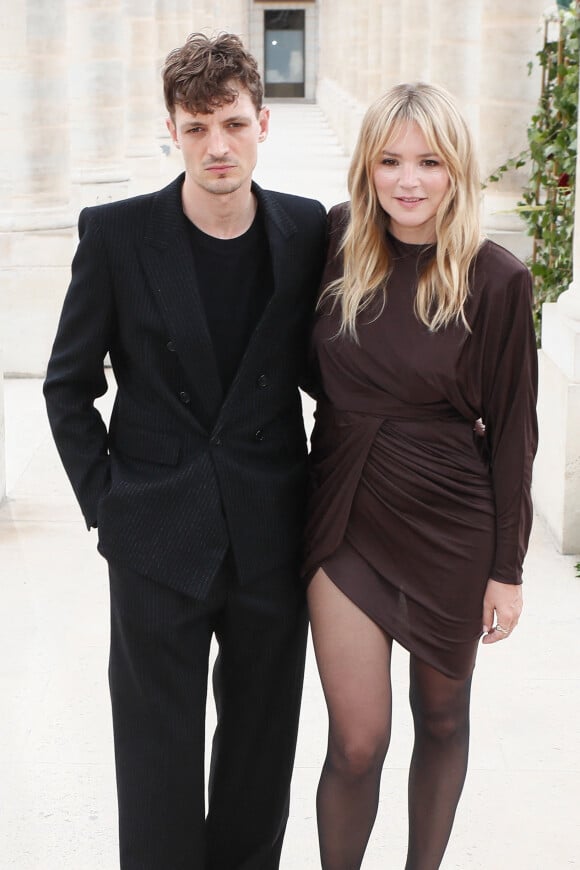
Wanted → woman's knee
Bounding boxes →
[409,684,471,743]
[327,727,390,780]
[413,705,470,744]
[409,676,472,744]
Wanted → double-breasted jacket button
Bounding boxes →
[178,390,191,404]
[255,428,265,442]
[256,374,269,388]
[166,340,176,352]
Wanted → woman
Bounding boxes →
[303,82,538,869]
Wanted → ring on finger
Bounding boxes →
[494,624,510,634]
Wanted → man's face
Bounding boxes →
[167,86,269,198]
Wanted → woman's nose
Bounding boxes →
[400,163,418,187]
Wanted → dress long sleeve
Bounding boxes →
[480,266,538,583]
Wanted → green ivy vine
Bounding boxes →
[487,2,578,344]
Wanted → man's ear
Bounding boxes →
[258,106,270,143]
[166,116,180,148]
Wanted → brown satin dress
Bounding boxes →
[303,204,538,679]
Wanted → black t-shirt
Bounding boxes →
[184,209,273,392]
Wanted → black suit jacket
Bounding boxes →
[44,174,327,598]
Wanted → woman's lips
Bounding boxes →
[395,196,425,207]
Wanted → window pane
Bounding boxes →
[265,30,304,83]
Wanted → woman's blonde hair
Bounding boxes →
[325,82,483,336]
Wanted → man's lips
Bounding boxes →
[205,164,236,173]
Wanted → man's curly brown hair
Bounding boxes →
[162,32,263,118]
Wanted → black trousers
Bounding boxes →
[108,553,308,870]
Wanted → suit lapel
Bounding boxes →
[140,174,223,428]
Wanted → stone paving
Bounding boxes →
[1,103,579,869]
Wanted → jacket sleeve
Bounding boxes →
[43,208,115,529]
[482,266,538,584]
[300,203,348,399]
[298,200,329,399]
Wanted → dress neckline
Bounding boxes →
[386,231,436,259]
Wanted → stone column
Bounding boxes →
[0,0,76,375]
[175,0,193,44]
[351,0,368,104]
[399,0,432,81]
[155,0,179,140]
[156,0,178,59]
[479,0,547,259]
[533,65,580,553]
[124,0,161,190]
[68,0,130,208]
[381,0,402,89]
[317,0,373,154]
[430,0,482,139]
[364,1,383,103]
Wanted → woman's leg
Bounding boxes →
[405,654,475,870]
[308,568,393,870]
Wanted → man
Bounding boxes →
[44,32,326,870]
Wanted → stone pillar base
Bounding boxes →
[533,304,580,554]
[482,191,532,261]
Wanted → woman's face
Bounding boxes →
[372,120,450,244]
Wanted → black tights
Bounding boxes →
[308,570,473,870]
[405,659,472,869]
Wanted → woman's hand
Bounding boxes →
[481,578,523,644]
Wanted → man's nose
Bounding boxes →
[207,128,228,156]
